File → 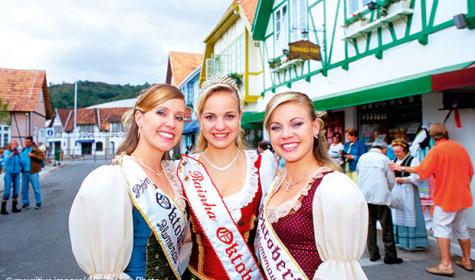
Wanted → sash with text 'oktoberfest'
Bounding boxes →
[176,154,264,280]
[121,155,187,279]
[257,176,308,280]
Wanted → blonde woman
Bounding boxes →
[69,84,190,279]
[177,76,273,279]
[256,92,368,280]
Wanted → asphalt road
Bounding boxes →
[1,160,474,279]
[0,160,104,279]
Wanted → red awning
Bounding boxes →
[432,63,475,92]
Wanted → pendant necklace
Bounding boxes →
[283,173,309,192]
[132,156,164,176]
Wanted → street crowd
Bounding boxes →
[1,136,45,214]
[327,124,473,277]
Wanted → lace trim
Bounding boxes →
[189,151,260,221]
[162,160,186,210]
[223,150,260,210]
[267,166,333,223]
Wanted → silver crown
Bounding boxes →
[200,73,239,93]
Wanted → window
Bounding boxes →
[275,4,289,54]
[290,0,309,42]
[110,122,123,133]
[348,0,372,15]
[205,55,221,80]
[214,34,245,76]
[186,82,194,106]
[3,133,9,147]
[54,125,62,135]
[79,124,94,133]
[96,142,103,151]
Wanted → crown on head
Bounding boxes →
[200,73,239,93]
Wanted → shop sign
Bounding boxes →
[287,40,322,61]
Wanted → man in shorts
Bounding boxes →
[391,123,473,276]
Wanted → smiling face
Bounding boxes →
[393,145,407,160]
[135,98,185,153]
[199,90,241,150]
[268,101,320,163]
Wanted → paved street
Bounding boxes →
[1,160,474,279]
[0,160,103,279]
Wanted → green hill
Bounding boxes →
[48,81,150,109]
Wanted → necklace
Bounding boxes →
[283,173,309,192]
[132,156,164,176]
[202,149,240,171]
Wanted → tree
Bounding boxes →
[0,97,9,124]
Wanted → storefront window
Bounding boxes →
[358,96,422,147]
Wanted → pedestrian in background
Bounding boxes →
[20,136,44,210]
[54,148,62,166]
[328,131,344,169]
[357,140,403,265]
[1,140,22,215]
[391,123,473,276]
[257,140,278,191]
[390,138,428,251]
[343,128,366,181]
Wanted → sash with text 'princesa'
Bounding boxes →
[121,156,187,279]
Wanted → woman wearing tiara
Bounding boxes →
[69,84,191,279]
[256,92,368,280]
[177,75,274,279]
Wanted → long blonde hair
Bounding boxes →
[117,84,185,157]
[194,84,246,152]
[264,92,341,171]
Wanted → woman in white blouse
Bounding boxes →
[328,132,344,168]
[69,84,191,279]
[256,91,368,280]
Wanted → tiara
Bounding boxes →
[200,73,239,93]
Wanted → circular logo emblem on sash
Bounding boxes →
[156,193,171,209]
[216,227,234,245]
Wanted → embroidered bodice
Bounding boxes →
[267,167,333,223]
[269,169,333,279]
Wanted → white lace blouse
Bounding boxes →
[69,160,190,279]
[266,168,369,280]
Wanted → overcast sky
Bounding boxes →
[0,0,229,85]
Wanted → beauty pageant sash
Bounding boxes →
[121,156,187,278]
[177,154,264,280]
[257,177,308,280]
